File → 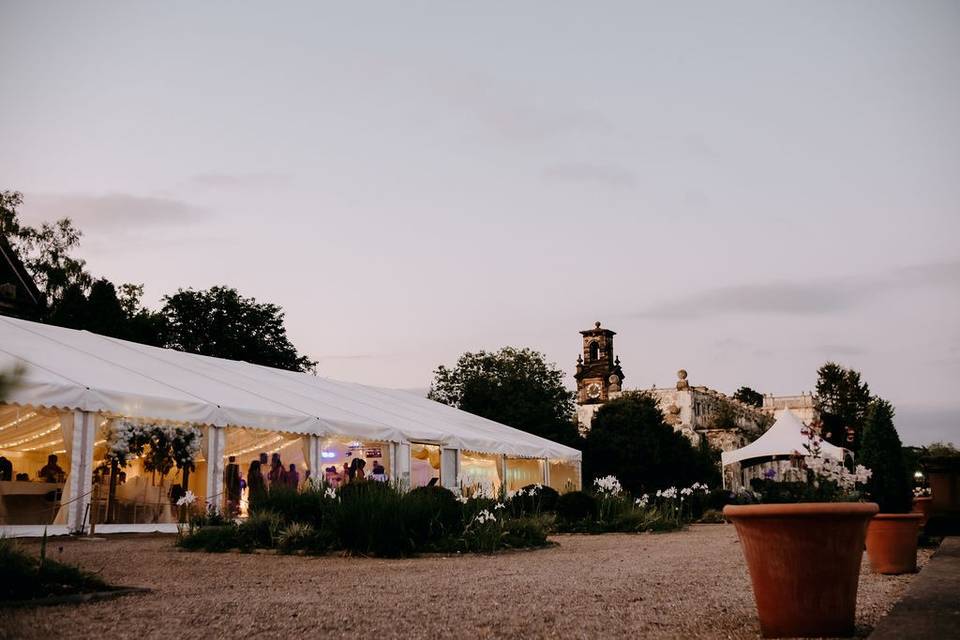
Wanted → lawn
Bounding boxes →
[1,525,930,639]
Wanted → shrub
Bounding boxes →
[501,516,549,548]
[178,525,238,553]
[237,510,283,549]
[460,508,502,553]
[277,522,317,554]
[329,480,409,557]
[510,484,560,515]
[859,399,912,513]
[556,491,598,523]
[249,485,328,528]
[402,486,463,548]
[0,537,110,601]
[698,509,726,524]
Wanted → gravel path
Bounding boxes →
[1,525,932,639]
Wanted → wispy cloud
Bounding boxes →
[187,172,289,189]
[634,260,960,320]
[20,193,210,230]
[542,162,637,188]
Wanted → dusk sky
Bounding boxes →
[2,2,958,444]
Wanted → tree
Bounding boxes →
[584,392,719,494]
[160,286,316,372]
[1,190,90,306]
[815,362,872,452]
[858,399,911,513]
[428,347,580,448]
[733,386,764,408]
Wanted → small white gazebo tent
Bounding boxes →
[721,410,847,489]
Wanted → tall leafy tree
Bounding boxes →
[428,347,580,447]
[1,190,90,306]
[815,362,872,452]
[160,286,316,372]
[584,392,719,493]
[733,386,764,408]
[858,398,911,513]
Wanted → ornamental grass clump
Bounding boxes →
[0,535,112,602]
[329,480,409,557]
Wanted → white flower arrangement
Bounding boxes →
[324,487,337,500]
[493,502,505,510]
[913,486,931,498]
[176,490,196,507]
[635,494,649,508]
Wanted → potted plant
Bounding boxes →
[724,426,875,638]
[859,399,922,574]
[912,486,932,526]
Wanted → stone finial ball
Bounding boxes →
[595,321,601,328]
[677,369,688,380]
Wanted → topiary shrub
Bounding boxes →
[501,516,549,548]
[401,485,464,548]
[510,484,560,515]
[556,491,598,523]
[859,398,912,513]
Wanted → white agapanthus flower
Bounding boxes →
[594,475,623,496]
[657,487,677,500]
[635,494,649,508]
[176,490,196,506]
[493,502,505,510]
[680,487,694,497]
[473,509,497,525]
[324,487,337,500]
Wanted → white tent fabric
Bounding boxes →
[0,316,580,461]
[720,409,844,466]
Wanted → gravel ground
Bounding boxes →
[1,525,932,640]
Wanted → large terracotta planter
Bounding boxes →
[724,502,878,638]
[865,513,922,574]
[911,496,932,526]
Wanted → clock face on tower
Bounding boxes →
[587,383,601,399]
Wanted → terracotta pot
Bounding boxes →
[865,513,922,574]
[911,496,932,526]
[723,502,878,638]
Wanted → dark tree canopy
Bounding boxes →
[3,190,315,374]
[160,286,316,373]
[815,362,872,452]
[733,386,764,408]
[428,347,580,448]
[584,392,719,494]
[1,190,90,306]
[858,398,911,513]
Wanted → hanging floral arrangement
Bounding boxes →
[104,420,202,473]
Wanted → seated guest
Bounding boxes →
[38,454,65,483]
[0,455,12,481]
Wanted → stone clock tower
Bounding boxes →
[574,321,625,433]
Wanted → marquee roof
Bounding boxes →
[0,316,580,461]
[720,409,845,466]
